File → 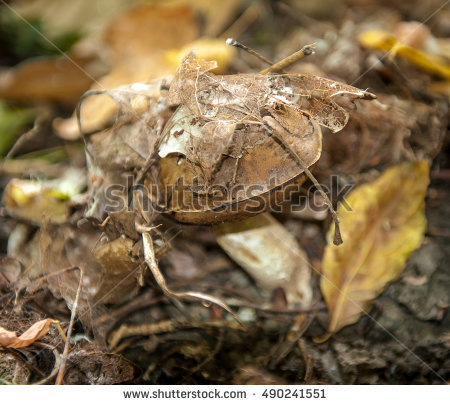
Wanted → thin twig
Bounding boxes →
[226,38,274,66]
[262,116,343,244]
[259,43,316,74]
[257,49,342,244]
[55,268,84,385]
[138,226,244,328]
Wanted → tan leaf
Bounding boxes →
[0,319,56,348]
[55,4,199,138]
[93,236,141,305]
[214,213,312,305]
[320,161,429,336]
[0,56,95,105]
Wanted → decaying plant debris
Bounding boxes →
[155,54,375,231]
[0,0,449,385]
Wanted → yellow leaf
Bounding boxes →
[320,161,429,336]
[165,38,236,74]
[3,173,84,225]
[359,29,450,79]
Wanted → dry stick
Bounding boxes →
[55,268,84,385]
[263,116,342,245]
[138,226,245,329]
[259,44,343,245]
[110,319,242,350]
[259,43,316,74]
[226,38,274,66]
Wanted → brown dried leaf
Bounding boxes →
[81,78,171,218]
[319,94,447,175]
[38,219,144,309]
[155,54,374,224]
[192,120,237,183]
[38,221,102,322]
[55,4,199,138]
[0,56,95,105]
[93,236,142,305]
[0,319,57,348]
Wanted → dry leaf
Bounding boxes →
[0,319,57,348]
[55,4,199,138]
[154,54,374,224]
[320,161,429,336]
[0,55,96,105]
[93,236,142,305]
[319,94,447,174]
[81,77,171,218]
[37,219,144,310]
[214,213,312,305]
[359,29,450,79]
[3,169,85,224]
[165,37,237,73]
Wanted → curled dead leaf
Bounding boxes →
[0,319,59,348]
[93,235,143,305]
[152,54,375,225]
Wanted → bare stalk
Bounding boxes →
[259,43,316,74]
[226,38,274,66]
[138,226,245,328]
[55,268,84,385]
